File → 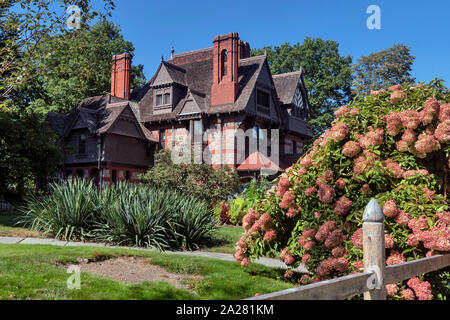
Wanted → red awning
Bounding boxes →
[237,152,284,173]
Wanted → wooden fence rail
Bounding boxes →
[246,198,450,300]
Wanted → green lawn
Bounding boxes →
[0,211,44,238]
[0,244,294,300]
[204,225,244,253]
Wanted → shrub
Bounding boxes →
[21,179,217,250]
[93,183,216,250]
[20,177,97,240]
[229,176,272,225]
[236,81,450,299]
[140,149,241,205]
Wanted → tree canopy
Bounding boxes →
[252,38,354,140]
[353,44,416,95]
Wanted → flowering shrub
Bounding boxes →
[235,81,450,299]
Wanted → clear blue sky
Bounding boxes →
[98,0,450,85]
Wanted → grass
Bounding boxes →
[0,211,44,238]
[0,243,295,300]
[204,225,245,253]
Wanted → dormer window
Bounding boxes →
[154,87,172,107]
[164,93,170,105]
[156,94,163,106]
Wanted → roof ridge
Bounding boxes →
[170,46,213,58]
[272,70,302,77]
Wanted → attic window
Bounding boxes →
[257,90,269,108]
[164,93,170,104]
[155,88,171,107]
[156,94,163,106]
[78,133,87,155]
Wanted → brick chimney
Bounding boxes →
[239,40,250,59]
[111,53,132,100]
[211,32,240,106]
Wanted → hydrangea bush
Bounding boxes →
[235,81,450,299]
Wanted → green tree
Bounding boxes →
[0,0,115,109]
[141,149,241,206]
[16,19,146,115]
[353,44,416,95]
[252,38,353,140]
[0,111,64,201]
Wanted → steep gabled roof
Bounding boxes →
[47,95,157,143]
[272,70,303,105]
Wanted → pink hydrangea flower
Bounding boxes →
[241,258,250,267]
[383,159,404,178]
[351,228,363,249]
[342,140,361,158]
[317,184,335,204]
[284,254,295,265]
[335,178,346,189]
[386,283,398,297]
[386,112,403,136]
[386,250,406,266]
[383,200,399,218]
[305,186,317,196]
[331,246,345,258]
[286,207,299,218]
[324,229,347,249]
[385,234,395,248]
[280,191,296,209]
[301,254,311,264]
[359,127,384,149]
[334,105,350,117]
[331,122,349,142]
[400,288,415,300]
[407,233,419,247]
[394,210,410,226]
[314,211,322,219]
[414,133,441,154]
[434,121,450,143]
[276,177,291,197]
[333,196,352,216]
[284,269,293,278]
[263,229,277,242]
[360,184,372,195]
[390,90,406,103]
[333,257,350,273]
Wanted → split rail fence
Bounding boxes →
[246,198,450,300]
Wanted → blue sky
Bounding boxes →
[98,0,450,85]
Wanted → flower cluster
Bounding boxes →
[359,126,384,149]
[331,122,349,142]
[383,200,399,217]
[342,140,361,158]
[333,196,352,216]
[407,277,433,300]
[386,250,406,266]
[317,183,335,204]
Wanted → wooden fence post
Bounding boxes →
[363,198,387,300]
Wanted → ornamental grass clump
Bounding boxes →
[236,80,450,299]
[94,183,216,250]
[20,177,98,240]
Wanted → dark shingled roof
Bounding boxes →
[272,70,302,105]
[139,55,270,122]
[47,94,157,143]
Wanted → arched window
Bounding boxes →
[221,50,227,78]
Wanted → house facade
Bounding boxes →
[48,32,312,184]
